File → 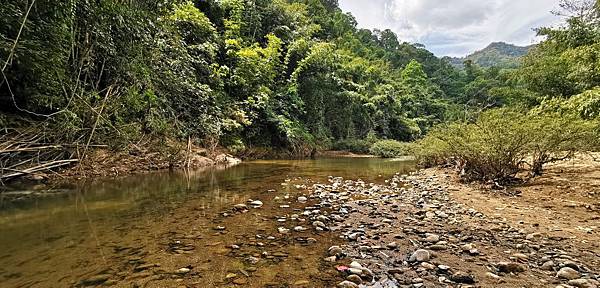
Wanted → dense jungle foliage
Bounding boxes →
[0,0,512,156]
[1,0,599,180]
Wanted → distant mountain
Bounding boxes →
[447,42,534,69]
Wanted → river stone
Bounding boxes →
[541,260,555,271]
[176,268,191,274]
[486,272,501,280]
[312,221,326,228]
[409,249,430,262]
[568,279,598,288]
[249,200,263,208]
[328,246,343,256]
[496,262,526,273]
[450,272,475,284]
[347,274,362,284]
[294,226,306,232]
[557,267,580,280]
[278,227,290,234]
[294,280,310,285]
[298,196,308,203]
[324,256,337,262]
[424,233,440,242]
[245,256,259,264]
[337,280,359,288]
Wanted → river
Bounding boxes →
[0,158,415,287]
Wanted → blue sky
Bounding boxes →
[339,0,564,57]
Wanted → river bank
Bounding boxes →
[1,157,598,287]
[300,157,600,288]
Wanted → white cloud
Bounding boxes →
[339,0,564,57]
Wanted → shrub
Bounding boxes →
[369,140,413,158]
[414,109,598,184]
[332,139,372,154]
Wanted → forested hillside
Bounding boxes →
[0,0,599,177]
[1,0,469,157]
[448,42,533,68]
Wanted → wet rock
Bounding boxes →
[496,262,526,273]
[298,196,308,203]
[214,226,226,231]
[409,249,430,262]
[557,267,580,280]
[278,227,290,234]
[176,268,191,275]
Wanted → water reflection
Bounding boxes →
[0,158,415,287]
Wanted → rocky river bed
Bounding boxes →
[121,167,599,288]
[296,170,600,288]
[1,159,598,287]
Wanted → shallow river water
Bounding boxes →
[0,158,415,287]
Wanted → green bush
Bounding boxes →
[414,109,598,183]
[369,140,412,158]
[332,139,372,153]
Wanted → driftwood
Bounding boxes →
[0,129,81,183]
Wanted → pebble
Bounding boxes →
[568,279,598,288]
[450,272,475,284]
[424,233,440,242]
[249,200,263,208]
[541,260,555,271]
[346,274,362,284]
[328,246,343,256]
[409,249,430,262]
[337,280,359,288]
[557,267,580,280]
[496,262,526,273]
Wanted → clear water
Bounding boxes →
[0,158,415,287]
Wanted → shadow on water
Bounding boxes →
[0,157,415,287]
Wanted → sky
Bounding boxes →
[338,0,564,57]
